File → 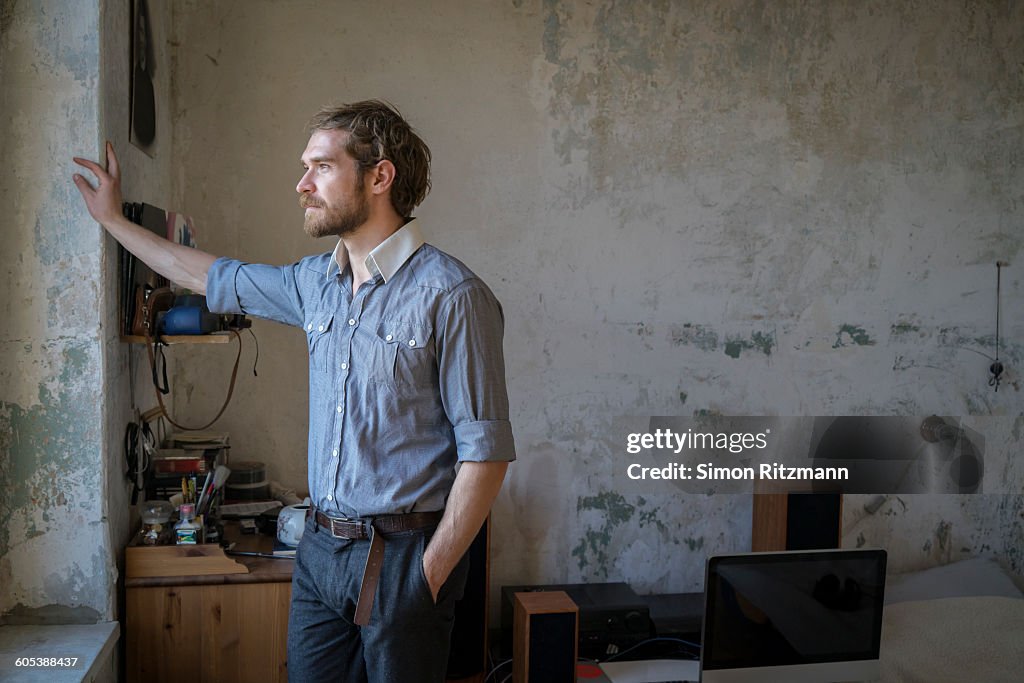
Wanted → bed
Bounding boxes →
[879,558,1024,682]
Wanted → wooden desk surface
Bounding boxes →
[126,524,294,588]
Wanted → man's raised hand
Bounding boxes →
[72,141,123,226]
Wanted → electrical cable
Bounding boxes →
[248,327,260,376]
[482,659,511,683]
[124,417,154,504]
[990,262,1004,391]
[602,636,701,663]
[124,422,139,503]
[483,637,699,680]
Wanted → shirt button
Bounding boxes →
[332,449,338,457]
[317,325,325,332]
[307,323,313,331]
[326,494,333,501]
[341,362,348,370]
[408,339,416,347]
[348,318,356,326]
[385,334,393,341]
[336,405,342,413]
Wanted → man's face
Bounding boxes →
[297,129,370,239]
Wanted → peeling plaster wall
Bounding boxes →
[169,0,1023,600]
[0,0,173,624]
[0,0,110,622]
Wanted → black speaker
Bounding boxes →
[513,591,577,683]
[786,492,842,550]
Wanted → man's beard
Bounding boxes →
[300,183,369,238]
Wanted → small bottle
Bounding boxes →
[175,503,201,545]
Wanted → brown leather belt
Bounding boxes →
[306,507,443,625]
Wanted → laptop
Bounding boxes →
[701,548,887,682]
[600,549,887,683]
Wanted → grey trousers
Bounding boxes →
[286,516,470,683]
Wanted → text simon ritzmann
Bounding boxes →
[627,462,849,481]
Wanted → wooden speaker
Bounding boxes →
[752,488,843,552]
[513,590,578,683]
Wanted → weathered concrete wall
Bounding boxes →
[0,0,173,624]
[0,0,111,622]
[169,0,1023,600]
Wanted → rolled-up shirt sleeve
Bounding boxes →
[436,280,516,463]
[206,256,305,328]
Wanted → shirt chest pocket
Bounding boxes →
[372,319,436,390]
[304,311,335,373]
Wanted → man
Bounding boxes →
[73,100,515,682]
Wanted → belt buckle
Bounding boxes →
[330,514,369,539]
[328,515,354,538]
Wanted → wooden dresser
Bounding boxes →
[125,533,292,683]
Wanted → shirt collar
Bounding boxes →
[326,219,425,283]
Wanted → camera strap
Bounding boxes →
[151,344,169,394]
[144,328,243,431]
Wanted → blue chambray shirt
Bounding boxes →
[205,220,515,517]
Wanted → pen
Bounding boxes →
[196,471,212,514]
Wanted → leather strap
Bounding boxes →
[354,521,385,626]
[145,328,243,431]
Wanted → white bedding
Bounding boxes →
[879,596,1024,683]
[885,558,1023,604]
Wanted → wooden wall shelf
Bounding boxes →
[121,332,234,344]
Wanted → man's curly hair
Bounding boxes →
[308,100,431,218]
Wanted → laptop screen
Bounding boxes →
[702,549,887,671]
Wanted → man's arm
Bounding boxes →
[422,460,508,602]
[426,280,515,601]
[72,142,217,293]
